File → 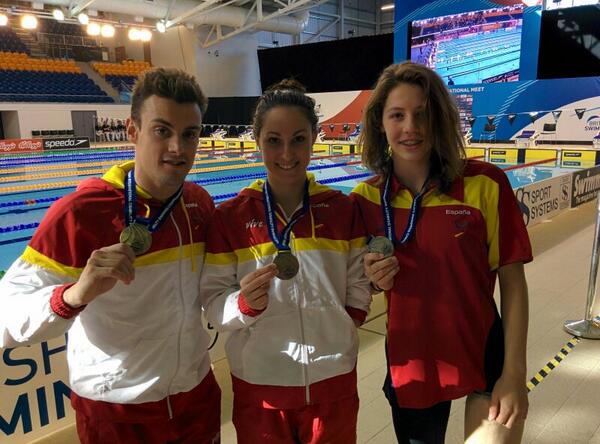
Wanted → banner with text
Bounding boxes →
[571,165,600,208]
[514,173,572,227]
[0,139,43,154]
[1,335,73,443]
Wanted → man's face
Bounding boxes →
[127,95,202,200]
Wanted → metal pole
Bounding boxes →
[564,192,600,339]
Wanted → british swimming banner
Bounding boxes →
[1,335,74,443]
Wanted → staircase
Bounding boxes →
[77,61,121,103]
[13,28,46,58]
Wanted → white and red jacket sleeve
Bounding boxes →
[200,206,263,331]
[0,192,87,348]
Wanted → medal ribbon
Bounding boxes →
[381,173,428,245]
[263,179,310,252]
[124,169,183,232]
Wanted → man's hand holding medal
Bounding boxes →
[63,243,136,308]
[63,169,182,308]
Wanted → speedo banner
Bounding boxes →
[42,137,90,150]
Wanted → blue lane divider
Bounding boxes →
[0,159,363,202]
[0,149,134,163]
[0,197,59,208]
[0,222,39,233]
[0,153,135,168]
[0,172,373,235]
[0,235,33,247]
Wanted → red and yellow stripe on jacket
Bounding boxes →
[200,174,372,409]
[351,159,532,408]
[0,161,216,418]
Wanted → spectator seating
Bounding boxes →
[32,129,75,137]
[92,60,151,92]
[0,51,82,72]
[0,27,30,54]
[38,18,85,37]
[0,52,113,103]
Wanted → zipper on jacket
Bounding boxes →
[166,395,173,419]
[291,236,311,405]
[165,213,186,419]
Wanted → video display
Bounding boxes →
[410,4,524,85]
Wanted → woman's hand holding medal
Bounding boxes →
[239,264,278,311]
[63,243,136,308]
[364,252,399,292]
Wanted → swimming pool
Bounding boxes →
[0,148,581,272]
[0,147,368,271]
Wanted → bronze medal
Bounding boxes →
[368,236,394,258]
[273,251,299,280]
[120,222,152,256]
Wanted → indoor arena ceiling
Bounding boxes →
[4,0,334,46]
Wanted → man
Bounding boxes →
[0,68,220,443]
[102,117,111,142]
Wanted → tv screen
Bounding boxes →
[410,4,524,85]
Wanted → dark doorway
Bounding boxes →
[71,111,97,140]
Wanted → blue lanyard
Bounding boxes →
[381,174,427,245]
[123,169,183,231]
[263,180,310,251]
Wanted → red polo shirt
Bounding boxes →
[351,160,532,408]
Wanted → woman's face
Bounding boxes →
[258,106,315,188]
[380,83,432,168]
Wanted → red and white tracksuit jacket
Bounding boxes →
[200,174,372,409]
[0,161,218,421]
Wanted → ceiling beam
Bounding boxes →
[303,16,338,43]
[200,0,332,47]
[70,0,98,17]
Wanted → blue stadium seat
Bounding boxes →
[0,69,114,103]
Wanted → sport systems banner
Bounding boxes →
[42,137,90,150]
[0,138,43,154]
[514,173,572,227]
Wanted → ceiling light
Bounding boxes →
[101,24,115,38]
[128,28,141,41]
[52,9,64,21]
[21,14,38,30]
[156,20,166,33]
[0,14,7,26]
[139,29,152,42]
[78,13,89,25]
[87,22,101,36]
[381,3,395,11]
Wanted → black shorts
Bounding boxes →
[481,307,505,394]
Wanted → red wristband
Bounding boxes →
[50,283,86,319]
[238,292,266,317]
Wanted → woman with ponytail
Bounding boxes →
[201,79,372,444]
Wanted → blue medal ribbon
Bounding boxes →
[123,169,183,232]
[381,173,428,245]
[263,179,310,252]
